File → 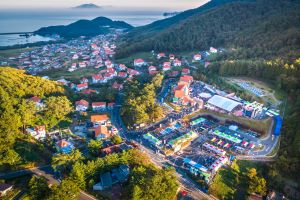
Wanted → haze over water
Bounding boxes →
[0,7,166,33]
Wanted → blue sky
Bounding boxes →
[0,0,209,9]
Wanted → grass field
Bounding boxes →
[209,160,262,199]
[38,67,102,81]
[115,51,155,65]
[0,47,38,58]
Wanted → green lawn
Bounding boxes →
[0,47,38,58]
[115,51,155,65]
[209,160,263,200]
[38,67,102,81]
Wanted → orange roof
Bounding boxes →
[179,75,193,83]
[174,84,188,98]
[91,114,109,122]
[57,140,69,148]
[95,125,109,137]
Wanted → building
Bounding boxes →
[209,47,218,53]
[179,75,193,85]
[0,183,13,196]
[107,102,115,110]
[92,74,103,84]
[134,59,146,67]
[26,125,46,140]
[29,96,44,109]
[91,114,109,127]
[193,54,202,61]
[92,102,106,111]
[56,139,74,154]
[181,68,190,75]
[95,125,110,139]
[173,59,182,67]
[75,99,89,111]
[112,82,123,90]
[93,165,130,191]
[207,95,242,113]
[157,53,166,59]
[76,83,88,92]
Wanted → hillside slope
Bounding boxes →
[116,0,300,59]
[126,0,253,40]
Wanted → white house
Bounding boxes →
[75,99,89,111]
[134,59,146,67]
[210,47,218,53]
[92,102,106,111]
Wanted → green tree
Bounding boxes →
[47,178,80,200]
[111,135,123,145]
[28,175,50,200]
[51,149,83,173]
[70,161,86,189]
[42,96,73,129]
[87,139,102,156]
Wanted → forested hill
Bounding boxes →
[0,67,72,166]
[125,0,253,40]
[116,0,300,59]
[35,17,133,38]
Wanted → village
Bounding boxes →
[0,34,282,199]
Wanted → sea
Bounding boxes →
[0,7,166,47]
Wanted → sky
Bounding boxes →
[0,0,210,10]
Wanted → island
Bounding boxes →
[73,3,101,9]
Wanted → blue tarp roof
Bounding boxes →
[274,115,282,136]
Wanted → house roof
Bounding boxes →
[92,74,103,80]
[57,139,70,148]
[108,102,115,107]
[179,75,193,83]
[35,125,45,132]
[118,71,127,77]
[163,62,171,66]
[148,66,157,71]
[100,172,112,188]
[77,82,88,88]
[81,89,97,94]
[30,96,41,103]
[95,125,109,137]
[182,68,190,73]
[207,95,241,112]
[92,102,106,107]
[134,58,144,63]
[76,99,89,107]
[91,114,109,122]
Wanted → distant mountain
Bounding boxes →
[34,17,133,38]
[73,3,101,9]
[116,0,300,59]
[163,12,181,17]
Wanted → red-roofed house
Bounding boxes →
[95,125,110,140]
[81,89,97,95]
[107,68,116,76]
[76,82,88,92]
[169,54,175,60]
[179,75,193,85]
[174,84,189,99]
[182,68,190,75]
[210,47,218,53]
[80,77,89,84]
[163,65,171,71]
[105,60,114,68]
[92,102,106,111]
[112,82,123,90]
[134,59,146,67]
[193,54,202,61]
[107,102,115,110]
[169,71,179,77]
[127,68,140,77]
[157,53,166,59]
[118,64,127,71]
[29,96,44,109]
[92,74,103,84]
[118,71,127,78]
[76,99,89,111]
[173,59,182,67]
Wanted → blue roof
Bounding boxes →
[273,115,282,136]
